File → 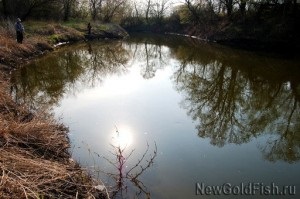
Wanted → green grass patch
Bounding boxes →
[22,21,85,44]
[62,19,89,31]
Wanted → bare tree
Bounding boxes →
[184,0,202,22]
[238,0,247,17]
[151,0,170,22]
[89,0,103,21]
[145,0,152,23]
[134,1,140,18]
[1,0,8,18]
[0,0,58,20]
[102,0,127,22]
[61,0,77,21]
[220,0,236,17]
[22,0,53,20]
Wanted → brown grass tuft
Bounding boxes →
[0,146,104,198]
[0,21,53,69]
[0,32,53,68]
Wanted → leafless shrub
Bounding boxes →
[92,128,158,199]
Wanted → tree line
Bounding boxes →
[0,0,299,39]
[1,0,298,22]
[177,0,299,21]
[0,0,128,22]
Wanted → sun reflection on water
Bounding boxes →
[111,126,134,149]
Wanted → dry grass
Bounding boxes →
[0,20,110,198]
[0,25,53,69]
[0,20,85,69]
[0,73,106,198]
[23,21,85,44]
[0,148,88,198]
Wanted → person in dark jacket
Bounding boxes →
[15,18,24,43]
[87,22,92,35]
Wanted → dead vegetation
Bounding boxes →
[0,24,107,197]
[24,21,85,44]
[0,19,125,198]
[0,72,106,198]
[0,20,85,70]
[0,23,52,69]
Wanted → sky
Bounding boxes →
[131,0,185,14]
[133,0,185,6]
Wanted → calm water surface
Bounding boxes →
[12,34,300,198]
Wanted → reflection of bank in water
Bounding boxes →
[10,41,130,109]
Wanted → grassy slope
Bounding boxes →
[0,20,128,69]
[0,20,83,70]
[0,21,111,198]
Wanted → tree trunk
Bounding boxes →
[293,0,298,17]
[240,1,246,17]
[145,0,151,24]
[22,6,35,21]
[226,2,233,17]
[92,7,97,20]
[64,1,71,21]
[2,0,8,18]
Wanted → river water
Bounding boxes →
[12,34,300,198]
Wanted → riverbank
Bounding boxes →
[0,20,128,198]
[185,18,300,53]
[0,75,105,198]
[0,20,128,71]
[122,9,299,54]
[127,20,300,53]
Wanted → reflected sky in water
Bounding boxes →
[11,35,300,198]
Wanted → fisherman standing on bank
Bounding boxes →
[15,18,24,44]
[87,22,92,35]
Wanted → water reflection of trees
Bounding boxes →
[172,43,300,163]
[126,40,169,79]
[11,41,130,109]
[10,35,300,163]
[125,34,300,163]
[82,42,129,86]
